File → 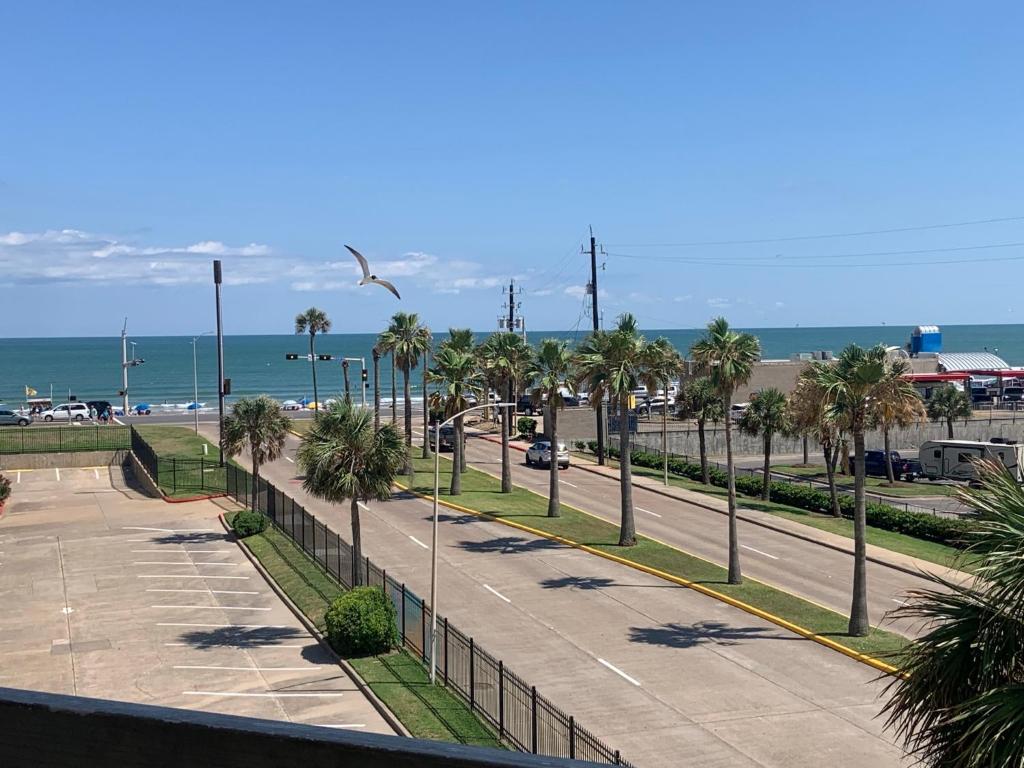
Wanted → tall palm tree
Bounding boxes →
[294,308,331,409]
[690,317,761,584]
[296,401,404,587]
[341,359,351,403]
[788,374,845,517]
[384,312,432,450]
[221,395,291,512]
[441,328,475,470]
[528,339,576,517]
[478,332,532,494]
[576,313,656,547]
[882,463,1024,767]
[372,345,381,431]
[677,376,723,485]
[872,359,926,484]
[737,388,789,501]
[927,384,973,439]
[376,327,398,424]
[644,338,683,486]
[428,346,482,495]
[811,343,914,636]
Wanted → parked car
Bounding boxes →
[1002,387,1024,402]
[0,409,32,426]
[847,450,916,481]
[517,395,538,416]
[525,440,570,469]
[641,396,675,417]
[427,424,462,452]
[39,403,92,422]
[729,403,751,422]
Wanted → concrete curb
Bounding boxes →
[217,512,412,739]
[393,474,903,678]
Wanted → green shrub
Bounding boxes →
[232,509,268,538]
[574,440,588,452]
[325,586,399,657]
[0,474,10,502]
[517,417,538,439]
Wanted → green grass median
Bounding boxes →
[407,455,911,662]
[226,511,502,748]
[772,465,957,498]
[134,425,229,498]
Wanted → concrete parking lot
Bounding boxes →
[0,464,393,735]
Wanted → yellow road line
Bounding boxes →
[394,475,903,677]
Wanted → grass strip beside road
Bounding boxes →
[226,511,502,748]
[579,452,966,571]
[405,455,910,664]
[772,465,957,498]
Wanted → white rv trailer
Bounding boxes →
[918,439,1024,483]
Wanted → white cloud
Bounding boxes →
[707,297,731,308]
[774,301,785,308]
[673,294,693,303]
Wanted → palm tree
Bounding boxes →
[677,376,723,485]
[738,388,789,501]
[441,328,476,470]
[644,338,683,486]
[341,359,351,403]
[294,308,331,409]
[384,312,432,450]
[478,332,532,494]
[882,463,1024,767]
[811,343,914,636]
[528,339,576,517]
[376,327,398,425]
[690,317,761,584]
[221,395,291,512]
[372,346,381,431]
[576,313,656,547]
[428,346,482,495]
[872,359,926,484]
[927,385,973,439]
[788,374,845,517]
[296,401,404,587]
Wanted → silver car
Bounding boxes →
[525,440,570,469]
[0,409,32,427]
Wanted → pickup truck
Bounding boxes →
[848,450,918,481]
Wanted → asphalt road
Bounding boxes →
[202,424,908,768]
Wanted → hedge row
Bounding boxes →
[585,441,975,549]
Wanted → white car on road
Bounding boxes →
[525,440,570,469]
[40,403,92,422]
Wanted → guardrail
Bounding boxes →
[0,425,130,455]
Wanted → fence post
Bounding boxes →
[531,685,538,754]
[569,715,575,760]
[421,599,427,662]
[400,584,407,641]
[58,427,62,452]
[469,638,476,710]
[365,555,370,585]
[498,660,505,739]
[443,617,449,685]
[338,537,343,585]
[615,750,621,765]
[172,460,177,494]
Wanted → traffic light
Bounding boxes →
[361,368,368,387]
[318,354,334,361]
[285,353,299,360]
[223,378,232,395]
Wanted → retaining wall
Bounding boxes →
[0,450,124,470]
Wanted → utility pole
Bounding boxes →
[214,260,226,466]
[121,320,129,416]
[507,280,515,435]
[589,228,607,465]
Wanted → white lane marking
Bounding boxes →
[132,562,238,567]
[561,480,577,488]
[358,502,370,511]
[636,507,662,517]
[152,605,272,612]
[54,468,60,481]
[483,584,511,603]
[165,642,306,649]
[598,658,641,686]
[137,575,250,580]
[316,724,366,729]
[184,692,345,699]
[408,536,429,550]
[285,457,294,463]
[157,623,288,629]
[93,469,100,480]
[147,589,260,595]
[740,545,779,560]
[174,665,313,672]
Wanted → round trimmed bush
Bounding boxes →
[232,509,268,538]
[324,586,399,657]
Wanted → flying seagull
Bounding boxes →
[345,245,401,299]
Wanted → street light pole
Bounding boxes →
[429,402,514,683]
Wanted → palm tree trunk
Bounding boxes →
[251,457,259,514]
[698,417,709,484]
[308,333,319,409]
[500,402,512,493]
[761,432,771,501]
[849,427,870,636]
[350,497,363,587]
[402,364,413,446]
[724,409,741,584]
[662,382,669,486]
[372,349,381,432]
[824,443,842,517]
[342,360,351,404]
[802,435,809,465]
[947,416,954,439]
[548,406,560,517]
[450,415,463,495]
[422,352,431,459]
[390,352,397,423]
[618,400,636,546]
[883,427,895,485]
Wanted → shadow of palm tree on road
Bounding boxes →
[540,575,681,591]
[178,625,308,650]
[628,621,778,649]
[457,535,565,555]
[149,531,231,546]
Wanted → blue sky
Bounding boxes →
[3,2,1024,336]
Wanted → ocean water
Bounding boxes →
[1,325,1022,406]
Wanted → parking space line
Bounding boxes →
[561,480,578,488]
[152,605,272,611]
[93,469,100,480]
[165,642,307,649]
[598,658,641,687]
[483,584,511,603]
[740,544,779,560]
[636,507,662,517]
[138,575,250,580]
[174,666,313,672]
[132,550,232,554]
[55,468,60,481]
[147,589,260,595]
[316,724,367,729]
[16,472,20,484]
[184,691,345,698]
[285,457,294,463]
[133,562,239,566]
[408,535,429,550]
[157,623,288,629]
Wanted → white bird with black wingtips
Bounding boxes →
[346,244,401,300]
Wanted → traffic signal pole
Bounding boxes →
[590,231,606,466]
[214,260,226,466]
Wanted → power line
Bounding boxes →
[606,214,1024,248]
[611,251,1024,269]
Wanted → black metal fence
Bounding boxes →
[0,425,130,455]
[130,427,227,496]
[223,463,630,766]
